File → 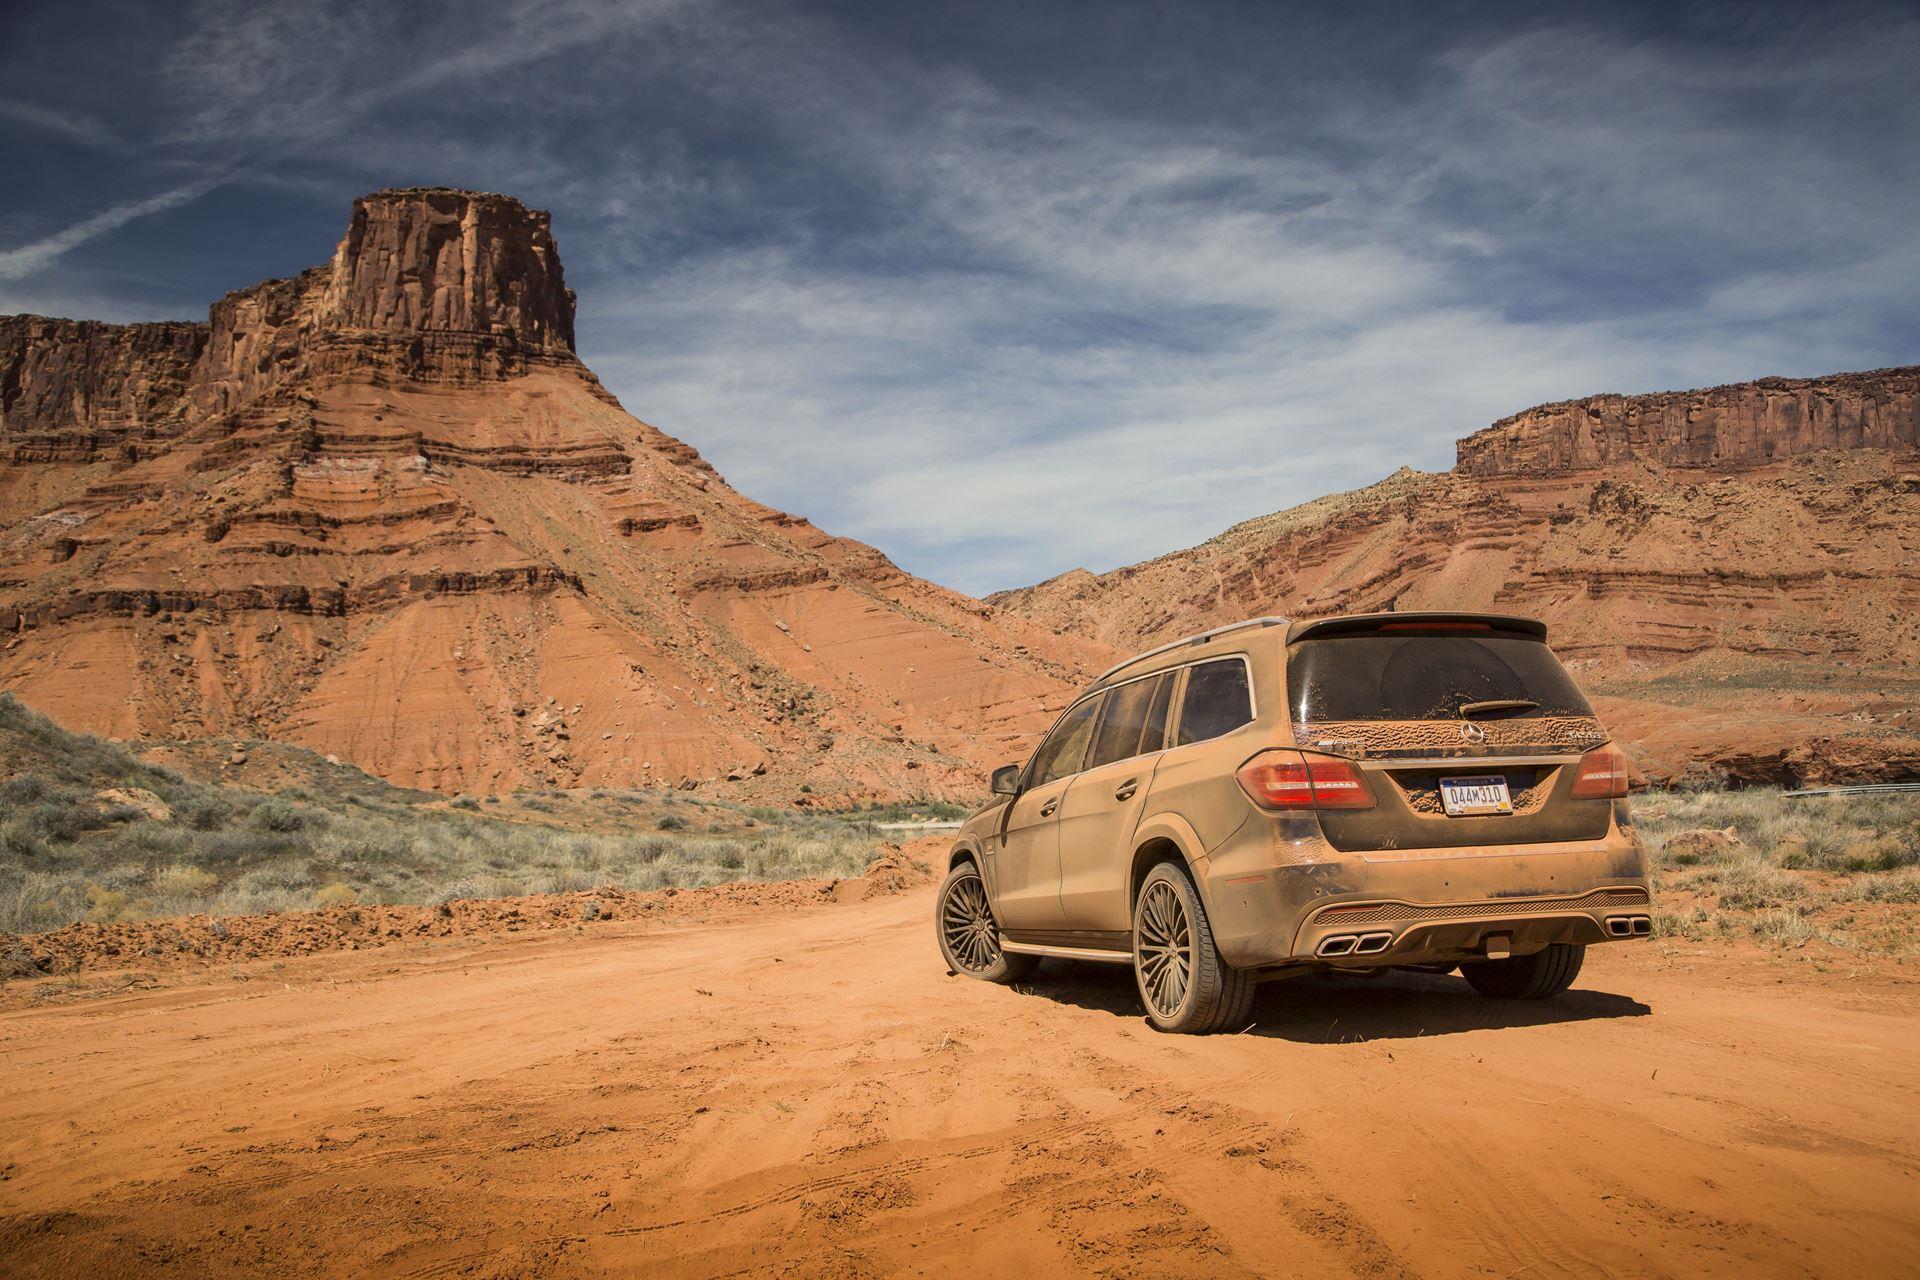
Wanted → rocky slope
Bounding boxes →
[0,188,1110,801]
[992,368,1920,786]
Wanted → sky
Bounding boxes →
[2,0,1916,595]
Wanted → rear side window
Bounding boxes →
[1087,673,1171,768]
[1175,659,1253,746]
[1028,694,1104,786]
[1288,634,1594,722]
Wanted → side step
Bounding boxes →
[1000,938,1134,965]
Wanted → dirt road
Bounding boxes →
[3,875,1917,1278]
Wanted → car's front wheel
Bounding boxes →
[935,860,1039,984]
[1132,861,1257,1034]
[1459,942,1585,999]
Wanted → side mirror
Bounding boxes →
[990,764,1021,796]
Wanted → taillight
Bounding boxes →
[1570,743,1629,799]
[1236,750,1376,811]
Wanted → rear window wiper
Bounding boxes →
[1458,698,1539,718]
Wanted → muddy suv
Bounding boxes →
[935,612,1651,1033]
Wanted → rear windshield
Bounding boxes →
[1287,634,1593,722]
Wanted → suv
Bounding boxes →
[935,612,1651,1033]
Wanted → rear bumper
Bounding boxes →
[1196,804,1651,969]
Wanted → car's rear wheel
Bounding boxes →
[1132,861,1257,1034]
[1459,942,1585,999]
[936,861,1038,984]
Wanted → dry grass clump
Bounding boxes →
[1636,787,1920,953]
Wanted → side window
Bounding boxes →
[1027,694,1104,787]
[1087,673,1170,769]
[1141,673,1174,753]
[1175,659,1253,746]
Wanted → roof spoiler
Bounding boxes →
[1286,611,1548,644]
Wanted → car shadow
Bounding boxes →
[1014,960,1652,1042]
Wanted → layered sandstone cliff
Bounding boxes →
[1456,367,1919,476]
[1,317,207,461]
[0,189,1111,799]
[994,369,1920,786]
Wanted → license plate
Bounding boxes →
[1440,775,1513,816]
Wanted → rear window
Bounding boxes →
[1288,634,1593,722]
[1175,659,1253,745]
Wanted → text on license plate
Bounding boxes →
[1440,776,1513,816]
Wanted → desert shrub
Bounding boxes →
[1711,861,1804,911]
[0,819,49,860]
[18,801,100,844]
[250,799,309,833]
[93,862,150,890]
[451,796,481,811]
[0,875,89,933]
[313,882,358,908]
[84,883,133,923]
[1837,834,1918,874]
[1748,908,1829,947]
[110,822,193,859]
[177,795,232,831]
[1651,904,1709,939]
[194,828,313,865]
[151,865,219,898]
[0,776,54,805]
[631,836,673,865]
[1834,869,1920,904]
[429,879,484,906]
[1,934,41,980]
[657,814,687,831]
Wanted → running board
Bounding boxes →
[999,938,1133,965]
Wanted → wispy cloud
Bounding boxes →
[158,0,696,146]
[0,96,130,154]
[0,177,226,282]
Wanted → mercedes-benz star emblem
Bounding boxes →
[1459,722,1487,744]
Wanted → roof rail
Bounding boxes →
[1092,616,1290,686]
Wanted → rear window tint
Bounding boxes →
[1087,673,1170,768]
[1175,659,1253,746]
[1288,635,1594,722]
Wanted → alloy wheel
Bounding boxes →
[1137,880,1193,1017]
[941,871,1003,973]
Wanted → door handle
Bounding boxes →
[1114,779,1138,801]
[1040,799,1059,818]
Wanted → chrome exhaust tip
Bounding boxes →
[1631,916,1652,936]
[1353,932,1393,955]
[1316,934,1359,957]
[1605,916,1632,937]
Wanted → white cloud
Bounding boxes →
[0,96,130,153]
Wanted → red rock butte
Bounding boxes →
[0,188,1112,799]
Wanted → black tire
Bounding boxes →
[1459,943,1585,1000]
[935,861,1039,985]
[1132,861,1258,1034]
